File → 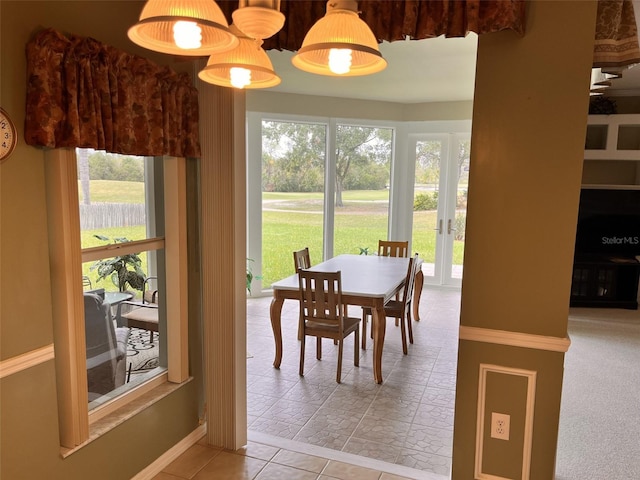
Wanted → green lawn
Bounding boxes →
[260,196,465,287]
[79,180,144,204]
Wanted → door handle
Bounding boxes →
[433,219,443,234]
[448,219,456,235]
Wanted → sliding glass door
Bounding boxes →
[250,116,394,289]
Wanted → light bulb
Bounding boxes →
[173,21,202,50]
[230,67,252,89]
[328,48,352,75]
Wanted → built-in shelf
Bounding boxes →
[584,114,640,161]
[583,114,640,186]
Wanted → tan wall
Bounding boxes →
[1,2,202,479]
[452,1,598,478]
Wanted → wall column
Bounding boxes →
[197,78,248,450]
[452,1,598,479]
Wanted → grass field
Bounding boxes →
[260,194,464,287]
[81,181,464,290]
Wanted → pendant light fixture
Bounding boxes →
[198,25,281,89]
[291,0,387,77]
[128,0,239,56]
[232,0,285,40]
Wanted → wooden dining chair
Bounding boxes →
[293,247,311,272]
[362,253,419,354]
[376,239,409,326]
[298,269,360,383]
[378,240,409,258]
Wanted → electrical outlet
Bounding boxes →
[491,412,510,440]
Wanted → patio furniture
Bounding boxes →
[297,269,360,383]
[362,253,420,354]
[116,277,159,342]
[84,292,130,397]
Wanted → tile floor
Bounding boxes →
[151,285,460,480]
[245,286,461,478]
[152,433,431,479]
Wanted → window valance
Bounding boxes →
[218,0,527,51]
[25,28,201,158]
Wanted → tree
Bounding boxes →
[89,151,116,180]
[118,156,144,182]
[261,121,392,206]
[415,140,442,186]
[261,121,326,192]
[87,152,143,181]
[335,125,391,206]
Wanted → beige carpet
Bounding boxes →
[556,307,640,480]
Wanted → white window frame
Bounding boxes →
[45,149,189,449]
[247,113,398,293]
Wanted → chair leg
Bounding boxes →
[299,336,306,377]
[407,310,414,345]
[297,314,303,341]
[400,312,408,355]
[354,330,360,367]
[316,337,322,360]
[336,339,344,383]
[361,311,368,350]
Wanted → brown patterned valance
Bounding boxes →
[594,0,640,67]
[218,0,527,51]
[25,28,201,158]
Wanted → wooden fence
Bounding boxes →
[79,203,146,230]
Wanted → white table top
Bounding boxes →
[271,254,410,298]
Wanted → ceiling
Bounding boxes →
[264,2,640,104]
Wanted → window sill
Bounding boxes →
[61,376,193,458]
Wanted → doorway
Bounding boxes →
[410,134,470,286]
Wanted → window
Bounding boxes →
[261,120,327,287]
[46,148,189,448]
[333,123,393,256]
[251,115,395,290]
[77,150,168,409]
[247,112,472,293]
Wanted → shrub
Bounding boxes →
[413,191,438,211]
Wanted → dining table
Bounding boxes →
[269,253,422,384]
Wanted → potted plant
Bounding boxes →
[90,235,146,292]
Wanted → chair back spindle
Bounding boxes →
[378,240,409,258]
